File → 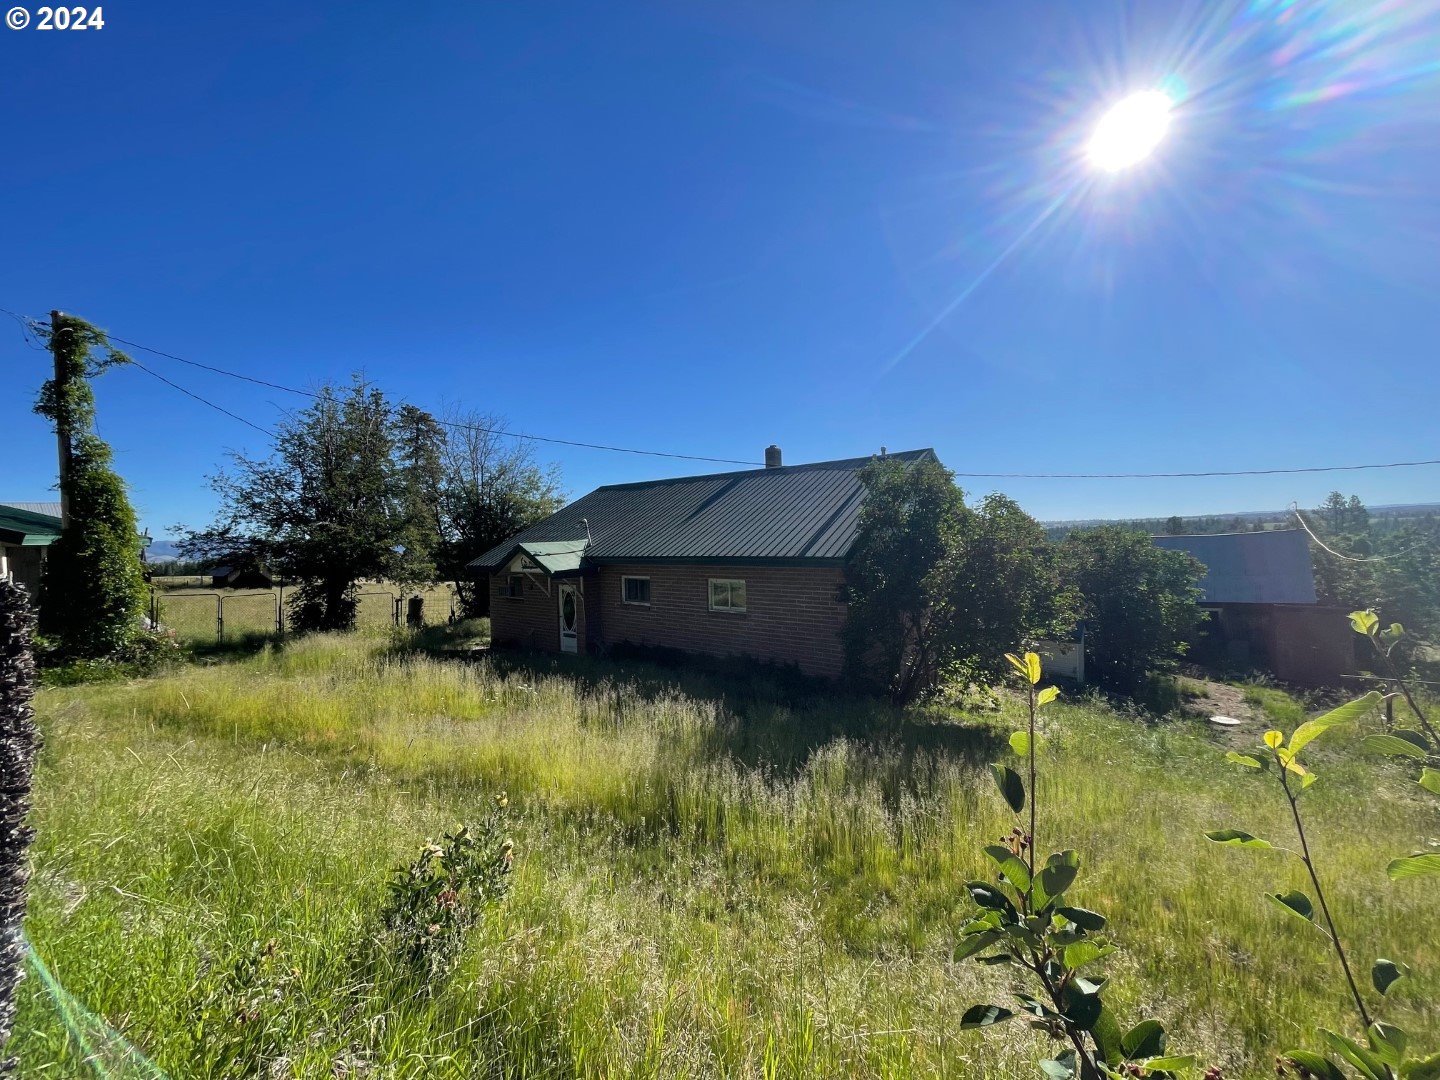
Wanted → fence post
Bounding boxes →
[149,587,158,630]
[216,593,224,644]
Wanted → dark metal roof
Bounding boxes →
[469,450,935,570]
[1152,530,1317,605]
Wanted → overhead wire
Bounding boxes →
[8,308,1440,478]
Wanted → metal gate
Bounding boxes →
[149,584,458,645]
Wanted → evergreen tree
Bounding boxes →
[184,379,414,632]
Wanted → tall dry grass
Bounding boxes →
[15,634,1439,1077]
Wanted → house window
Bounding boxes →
[622,576,651,606]
[504,574,524,598]
[708,578,746,613]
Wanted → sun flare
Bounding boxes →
[1087,90,1173,172]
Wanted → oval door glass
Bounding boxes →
[562,591,576,630]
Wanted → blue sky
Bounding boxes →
[3,0,1438,537]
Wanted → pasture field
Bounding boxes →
[146,578,460,642]
[16,632,1440,1078]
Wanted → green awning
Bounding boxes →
[0,505,63,547]
[512,541,588,576]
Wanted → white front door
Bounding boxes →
[558,583,579,653]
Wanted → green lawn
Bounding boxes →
[16,634,1440,1078]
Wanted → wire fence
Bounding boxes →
[149,584,459,645]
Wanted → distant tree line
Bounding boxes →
[181,378,562,632]
[844,457,1205,702]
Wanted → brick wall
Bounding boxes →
[488,571,591,654]
[594,563,848,678]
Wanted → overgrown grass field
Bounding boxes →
[16,634,1440,1077]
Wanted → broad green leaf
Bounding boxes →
[1009,730,1031,756]
[1380,622,1405,643]
[1320,1029,1389,1080]
[1120,1019,1166,1060]
[1005,653,1028,678]
[1373,958,1411,996]
[1090,1006,1126,1067]
[1062,941,1114,971]
[1204,829,1275,850]
[1349,610,1379,636]
[1419,767,1440,795]
[1367,1021,1408,1066]
[965,880,1017,915]
[1267,889,1318,926]
[984,844,1032,893]
[990,764,1026,814]
[1264,729,1284,749]
[1035,850,1080,906]
[1289,692,1383,754]
[1140,1056,1197,1073]
[1024,651,1042,685]
[1282,1050,1345,1080]
[953,930,1002,962]
[1055,905,1107,931]
[1363,734,1428,760]
[1225,751,1263,769]
[1037,685,1059,707]
[1039,1052,1076,1079]
[1388,854,1440,881]
[1059,985,1102,1031]
[958,1003,1014,1029]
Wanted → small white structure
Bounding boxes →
[1035,625,1085,684]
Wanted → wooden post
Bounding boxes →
[50,311,72,531]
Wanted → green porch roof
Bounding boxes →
[504,540,589,577]
[0,503,63,547]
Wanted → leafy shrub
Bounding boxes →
[1057,527,1204,692]
[956,652,1192,1079]
[377,794,514,982]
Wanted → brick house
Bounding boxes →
[469,447,934,678]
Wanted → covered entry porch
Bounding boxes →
[489,540,593,655]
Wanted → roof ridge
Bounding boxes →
[594,448,933,492]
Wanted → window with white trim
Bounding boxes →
[708,578,746,613]
[622,576,651,605]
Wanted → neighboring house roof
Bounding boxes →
[0,502,63,548]
[210,565,234,577]
[2,501,62,518]
[1152,529,1318,605]
[470,449,935,571]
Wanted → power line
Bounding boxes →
[126,358,278,438]
[9,307,1440,478]
[106,327,764,465]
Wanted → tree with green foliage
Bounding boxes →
[391,404,447,590]
[184,379,435,632]
[436,409,564,618]
[32,313,147,658]
[844,458,1072,703]
[844,457,964,702]
[1057,527,1203,692]
[1306,493,1440,645]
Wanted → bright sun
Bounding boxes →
[1088,90,1173,172]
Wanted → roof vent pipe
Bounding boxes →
[765,444,783,468]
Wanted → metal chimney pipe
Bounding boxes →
[764,445,782,468]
